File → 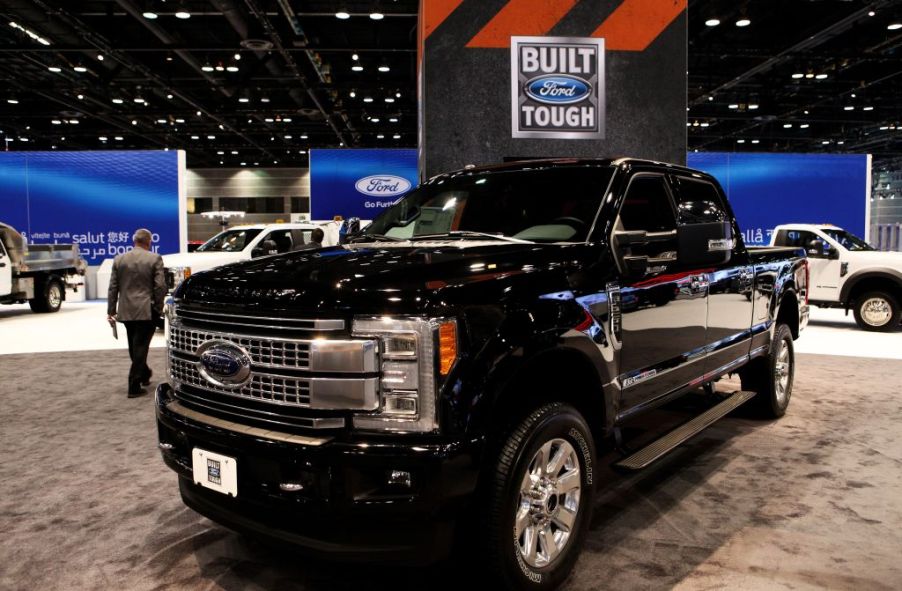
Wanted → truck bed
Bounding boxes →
[747,245,806,263]
[21,244,86,274]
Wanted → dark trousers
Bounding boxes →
[123,320,155,393]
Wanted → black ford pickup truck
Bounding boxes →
[157,158,808,590]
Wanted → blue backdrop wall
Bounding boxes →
[686,152,870,245]
[0,151,183,265]
[310,149,418,220]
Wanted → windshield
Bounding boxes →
[822,228,875,251]
[196,228,263,252]
[359,165,615,243]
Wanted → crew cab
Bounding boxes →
[163,222,340,291]
[771,223,901,331]
[156,159,808,590]
[0,221,87,313]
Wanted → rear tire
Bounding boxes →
[740,323,794,418]
[29,278,63,313]
[480,403,596,590]
[852,291,900,332]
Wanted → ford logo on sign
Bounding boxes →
[355,175,412,197]
[196,341,252,388]
[524,75,592,105]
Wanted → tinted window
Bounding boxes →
[775,229,818,248]
[672,177,728,224]
[822,228,874,251]
[291,197,310,213]
[264,229,294,253]
[196,229,263,252]
[618,175,676,232]
[362,166,614,243]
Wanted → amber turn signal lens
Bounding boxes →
[184,267,191,279]
[438,321,457,376]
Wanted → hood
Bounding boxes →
[176,241,595,315]
[847,250,902,266]
[162,251,245,273]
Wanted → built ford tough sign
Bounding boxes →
[157,158,808,590]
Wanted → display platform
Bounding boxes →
[0,349,900,589]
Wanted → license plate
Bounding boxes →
[192,448,238,497]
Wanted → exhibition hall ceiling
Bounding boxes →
[0,0,900,167]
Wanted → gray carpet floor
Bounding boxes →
[1,349,901,590]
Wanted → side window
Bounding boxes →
[672,177,728,224]
[617,175,677,260]
[264,230,293,254]
[776,230,830,257]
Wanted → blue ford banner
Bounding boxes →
[687,152,870,245]
[0,150,185,265]
[310,149,418,220]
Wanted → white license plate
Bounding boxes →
[192,448,238,497]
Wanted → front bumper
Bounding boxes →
[155,383,480,564]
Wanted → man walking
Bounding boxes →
[296,227,324,251]
[107,229,166,398]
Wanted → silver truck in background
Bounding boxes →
[0,222,87,313]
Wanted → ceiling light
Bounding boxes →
[133,97,145,103]
[377,134,385,139]
[815,74,828,80]
[51,119,61,124]
[371,117,381,123]
[191,135,199,140]
[260,97,270,103]
[231,150,238,154]
[349,91,356,98]
[837,140,845,145]
[844,106,855,111]
[783,123,793,128]
[233,53,241,61]
[299,150,307,154]
[77,94,84,100]
[363,97,374,103]
[131,120,137,125]
[175,10,191,19]
[863,106,875,111]
[736,139,746,143]
[282,117,292,122]
[352,53,359,61]
[97,54,104,61]
[705,18,720,27]
[241,162,247,166]
[68,120,78,125]
[201,64,214,72]
[215,65,225,72]
[142,11,158,19]
[157,118,166,123]
[851,93,857,98]
[98,136,108,141]
[9,21,51,46]
[351,65,364,72]
[6,97,18,104]
[18,137,28,142]
[393,134,401,139]
[751,139,760,144]
[378,65,390,72]
[196,110,202,116]
[73,64,87,73]
[47,66,62,72]
[114,136,123,141]
[748,103,759,110]
[822,140,830,145]
[728,104,739,109]
[112,98,124,104]
[300,134,308,139]
[175,118,185,123]
[736,19,751,27]
[217,151,224,155]
[805,73,814,78]
[264,118,274,122]
[396,91,402,98]
[165,55,173,62]
[370,12,384,20]
[226,66,239,72]
[868,11,876,17]
[888,23,902,31]
[792,73,804,79]
[389,117,398,123]
[880,126,889,130]
[336,11,350,19]
[207,135,216,139]
[238,97,250,103]
[700,122,710,127]
[800,123,810,129]
[284,134,292,139]
[385,97,395,103]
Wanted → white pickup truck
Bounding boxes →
[0,222,87,313]
[771,223,902,331]
[163,222,340,292]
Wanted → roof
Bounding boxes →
[429,157,711,182]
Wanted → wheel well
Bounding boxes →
[847,277,902,305]
[777,291,800,339]
[488,348,607,443]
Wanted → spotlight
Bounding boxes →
[735,19,751,27]
[336,11,350,19]
[370,12,384,20]
[142,11,158,19]
[704,19,720,27]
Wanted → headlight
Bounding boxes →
[163,297,177,382]
[168,266,192,289]
[351,317,458,433]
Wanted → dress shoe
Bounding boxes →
[127,388,148,398]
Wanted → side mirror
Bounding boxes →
[827,246,840,260]
[677,222,732,266]
[807,239,825,257]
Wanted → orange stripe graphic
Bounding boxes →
[466,0,579,48]
[591,0,686,51]
[422,0,466,41]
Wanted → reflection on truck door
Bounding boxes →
[0,238,11,296]
[775,229,840,301]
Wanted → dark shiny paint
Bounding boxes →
[163,158,809,559]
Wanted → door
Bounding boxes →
[671,175,754,375]
[774,229,841,301]
[253,229,295,257]
[0,239,12,296]
[613,173,709,413]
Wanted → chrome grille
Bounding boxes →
[170,325,311,370]
[170,356,312,406]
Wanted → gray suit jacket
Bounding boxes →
[107,247,166,321]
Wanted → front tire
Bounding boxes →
[29,278,63,313]
[481,403,596,590]
[852,291,900,332]
[740,323,794,418]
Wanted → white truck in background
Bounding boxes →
[770,223,902,331]
[162,221,341,292]
[0,222,87,313]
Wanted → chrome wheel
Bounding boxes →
[515,438,581,569]
[48,283,62,309]
[773,337,791,407]
[860,297,891,327]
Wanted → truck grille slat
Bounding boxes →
[170,357,313,406]
[170,326,312,370]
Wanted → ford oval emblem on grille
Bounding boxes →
[524,75,591,105]
[196,341,252,388]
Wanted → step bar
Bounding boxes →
[614,390,756,471]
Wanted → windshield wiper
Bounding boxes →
[410,231,534,244]
[345,233,406,243]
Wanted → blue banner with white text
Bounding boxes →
[0,151,182,264]
[687,152,869,245]
[310,149,418,220]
